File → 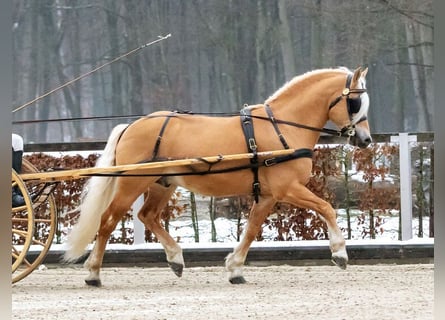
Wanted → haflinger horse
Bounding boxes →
[64,66,371,286]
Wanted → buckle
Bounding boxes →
[341,125,356,137]
[252,182,261,193]
[248,138,257,151]
[264,158,276,167]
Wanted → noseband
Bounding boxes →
[328,73,367,137]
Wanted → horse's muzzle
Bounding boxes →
[350,129,372,148]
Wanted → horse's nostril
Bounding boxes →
[359,137,372,148]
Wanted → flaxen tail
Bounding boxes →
[63,124,129,262]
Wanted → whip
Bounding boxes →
[12,33,171,113]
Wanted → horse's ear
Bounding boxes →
[360,66,368,78]
[352,66,368,83]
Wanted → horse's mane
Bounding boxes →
[266,67,368,124]
[266,67,350,102]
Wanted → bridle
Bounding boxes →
[259,72,368,138]
[328,73,368,137]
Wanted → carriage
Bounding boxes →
[12,66,371,285]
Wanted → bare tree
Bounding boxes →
[12,0,434,142]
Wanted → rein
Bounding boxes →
[144,72,367,138]
[142,110,356,138]
[17,71,367,138]
[13,110,364,137]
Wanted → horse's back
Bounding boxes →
[116,111,249,164]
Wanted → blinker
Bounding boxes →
[347,97,362,115]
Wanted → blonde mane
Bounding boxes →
[265,67,368,124]
[266,67,350,103]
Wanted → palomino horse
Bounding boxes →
[64,66,371,286]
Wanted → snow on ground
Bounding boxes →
[160,210,430,244]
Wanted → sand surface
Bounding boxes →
[12,263,433,320]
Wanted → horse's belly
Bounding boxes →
[169,171,253,197]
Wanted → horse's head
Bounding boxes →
[328,67,372,149]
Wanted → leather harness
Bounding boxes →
[107,73,367,203]
[146,106,313,203]
[240,105,312,203]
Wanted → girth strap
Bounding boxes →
[264,148,313,167]
[240,107,261,203]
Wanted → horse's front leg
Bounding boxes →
[225,197,276,284]
[282,182,348,269]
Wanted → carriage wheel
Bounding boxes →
[12,159,57,284]
[12,169,34,276]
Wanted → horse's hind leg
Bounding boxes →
[137,183,184,277]
[225,196,276,284]
[282,182,348,269]
[84,181,151,287]
[84,202,134,286]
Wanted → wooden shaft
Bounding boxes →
[18,149,299,183]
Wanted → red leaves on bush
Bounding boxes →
[23,141,412,243]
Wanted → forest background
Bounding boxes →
[11,0,433,143]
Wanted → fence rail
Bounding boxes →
[23,132,434,245]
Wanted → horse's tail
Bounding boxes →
[63,123,129,262]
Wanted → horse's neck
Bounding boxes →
[271,73,337,117]
[266,88,330,131]
[263,73,341,147]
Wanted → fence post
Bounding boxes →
[132,195,145,245]
[390,133,417,241]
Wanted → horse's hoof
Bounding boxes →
[331,256,348,270]
[85,279,102,287]
[168,262,184,277]
[229,276,247,284]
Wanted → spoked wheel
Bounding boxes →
[12,159,57,284]
[12,169,34,277]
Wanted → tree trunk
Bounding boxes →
[429,144,434,237]
[277,0,296,80]
[106,1,123,126]
[38,0,56,142]
[405,21,429,131]
[418,22,434,130]
[310,0,323,69]
[395,21,406,132]
[25,1,41,140]
[255,0,266,100]
[69,6,83,139]
[209,197,217,242]
[123,2,144,115]
[190,192,200,243]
